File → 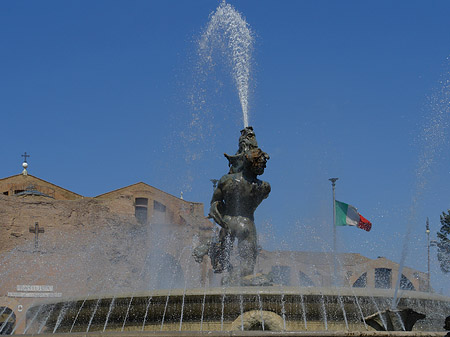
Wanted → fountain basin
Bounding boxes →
[24,287,450,334]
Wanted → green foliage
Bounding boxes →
[437,210,450,273]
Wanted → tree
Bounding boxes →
[437,210,450,273]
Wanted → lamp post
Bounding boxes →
[329,177,339,285]
[210,179,218,191]
[426,218,430,292]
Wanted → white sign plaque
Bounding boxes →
[8,284,60,298]
[8,292,62,298]
[16,285,53,292]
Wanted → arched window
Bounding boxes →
[400,274,415,291]
[353,272,367,288]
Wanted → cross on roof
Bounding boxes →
[22,152,30,163]
[29,222,44,250]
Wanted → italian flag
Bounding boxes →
[335,200,372,232]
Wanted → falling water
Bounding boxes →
[354,296,369,330]
[70,299,85,333]
[199,272,209,331]
[160,288,172,330]
[141,296,153,331]
[318,232,378,331]
[0,311,14,334]
[103,297,116,332]
[300,294,307,330]
[0,307,7,333]
[12,300,36,335]
[239,294,244,330]
[341,270,368,330]
[199,0,254,127]
[280,293,287,330]
[160,246,189,331]
[200,291,206,331]
[320,293,328,330]
[24,304,44,334]
[120,241,161,332]
[121,297,133,331]
[220,293,226,330]
[272,248,288,331]
[392,56,450,308]
[374,300,388,330]
[86,299,100,332]
[337,295,349,330]
[37,305,55,334]
[394,311,407,331]
[257,292,265,331]
[53,302,72,333]
[179,244,195,331]
[142,232,170,331]
[179,286,187,331]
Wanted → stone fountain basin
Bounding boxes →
[25,287,450,334]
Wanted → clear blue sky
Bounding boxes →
[1,1,450,294]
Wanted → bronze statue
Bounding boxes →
[194,127,271,283]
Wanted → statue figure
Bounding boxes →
[224,126,259,173]
[194,127,271,283]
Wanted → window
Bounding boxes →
[13,190,24,195]
[353,272,367,288]
[400,274,415,291]
[375,268,392,289]
[154,200,166,212]
[2,191,8,195]
[135,198,148,206]
[135,198,148,224]
[271,265,291,286]
[152,200,166,224]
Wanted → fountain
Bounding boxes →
[8,124,450,335]
[1,1,450,336]
[198,0,253,128]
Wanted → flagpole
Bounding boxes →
[329,177,339,286]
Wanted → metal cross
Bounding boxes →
[29,222,44,249]
[21,152,30,163]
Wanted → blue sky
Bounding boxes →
[1,1,450,294]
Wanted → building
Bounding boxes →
[0,162,429,334]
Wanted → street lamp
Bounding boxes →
[210,179,218,191]
[426,218,430,292]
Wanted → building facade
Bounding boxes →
[0,170,429,334]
